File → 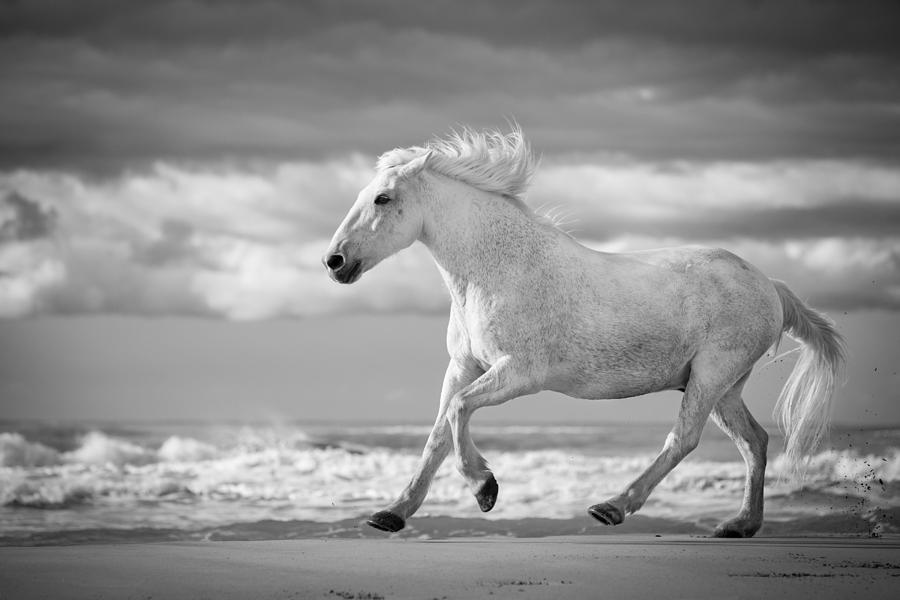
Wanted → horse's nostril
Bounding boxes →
[326,254,345,270]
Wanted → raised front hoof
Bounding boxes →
[588,502,624,526]
[366,511,406,533]
[713,518,760,538]
[475,474,499,512]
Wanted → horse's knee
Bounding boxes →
[446,394,469,426]
[679,436,701,458]
[665,430,701,459]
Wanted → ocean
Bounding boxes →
[1,420,898,544]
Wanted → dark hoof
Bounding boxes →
[475,474,499,512]
[588,502,624,526]
[366,511,405,533]
[713,520,759,538]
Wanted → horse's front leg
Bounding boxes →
[446,357,536,512]
[367,359,482,533]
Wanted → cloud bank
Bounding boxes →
[1,156,897,318]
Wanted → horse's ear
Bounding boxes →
[398,150,432,178]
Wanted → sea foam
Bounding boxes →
[0,433,61,467]
[1,424,898,537]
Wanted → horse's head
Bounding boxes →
[323,152,431,284]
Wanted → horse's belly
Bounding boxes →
[556,366,689,400]
[545,333,694,400]
[551,376,686,400]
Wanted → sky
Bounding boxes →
[0,0,899,426]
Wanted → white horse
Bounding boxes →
[323,127,845,538]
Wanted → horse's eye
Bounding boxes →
[374,194,392,205]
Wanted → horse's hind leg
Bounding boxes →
[588,352,745,527]
[709,373,769,538]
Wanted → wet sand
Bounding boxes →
[1,535,899,599]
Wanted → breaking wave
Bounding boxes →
[1,424,898,539]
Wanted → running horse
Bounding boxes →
[322,127,845,537]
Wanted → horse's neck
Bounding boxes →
[420,180,555,304]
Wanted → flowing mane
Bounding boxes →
[377,127,538,202]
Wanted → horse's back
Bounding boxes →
[623,245,756,276]
[619,245,784,356]
[615,245,783,335]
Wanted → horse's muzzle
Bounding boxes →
[327,258,363,284]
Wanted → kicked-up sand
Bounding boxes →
[1,534,898,599]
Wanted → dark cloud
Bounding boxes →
[0,0,899,170]
[3,1,899,56]
[0,191,57,242]
[570,199,900,242]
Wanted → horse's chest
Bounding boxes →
[448,300,521,370]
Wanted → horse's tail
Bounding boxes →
[771,279,847,477]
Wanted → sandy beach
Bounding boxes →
[2,534,898,600]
